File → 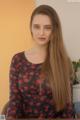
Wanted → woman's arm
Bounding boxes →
[6,54,23,119]
[61,78,75,118]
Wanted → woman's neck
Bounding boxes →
[25,45,48,64]
[34,42,48,52]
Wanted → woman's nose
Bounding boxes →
[39,28,44,35]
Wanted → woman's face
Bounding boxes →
[31,14,52,46]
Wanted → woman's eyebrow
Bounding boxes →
[33,24,52,26]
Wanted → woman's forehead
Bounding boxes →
[32,14,52,25]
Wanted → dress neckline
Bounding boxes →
[23,51,44,65]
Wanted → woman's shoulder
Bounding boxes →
[12,51,24,57]
[11,51,25,63]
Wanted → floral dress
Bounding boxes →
[6,52,74,119]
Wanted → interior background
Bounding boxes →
[0,0,80,113]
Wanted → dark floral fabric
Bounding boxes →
[6,52,74,119]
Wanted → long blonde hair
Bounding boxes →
[30,5,73,111]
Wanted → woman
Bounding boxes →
[6,5,75,119]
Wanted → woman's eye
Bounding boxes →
[34,25,40,29]
[45,27,52,30]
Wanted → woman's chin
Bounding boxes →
[35,40,49,46]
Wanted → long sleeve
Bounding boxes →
[6,55,23,119]
[60,58,75,118]
[54,77,75,118]
[59,80,75,118]
[60,102,75,118]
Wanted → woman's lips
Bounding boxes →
[38,37,46,40]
